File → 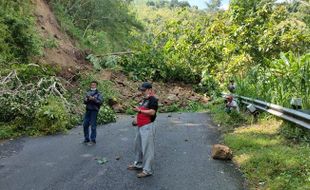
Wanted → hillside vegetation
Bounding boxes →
[0,1,309,188]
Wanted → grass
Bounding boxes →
[208,99,310,190]
[182,101,209,112]
[158,101,208,113]
[44,36,59,49]
[208,98,251,132]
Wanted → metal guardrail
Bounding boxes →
[223,94,310,129]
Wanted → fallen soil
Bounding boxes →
[98,70,209,113]
[33,0,91,80]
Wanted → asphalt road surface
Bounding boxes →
[0,113,245,190]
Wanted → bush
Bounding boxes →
[34,96,70,135]
[235,52,310,109]
[0,123,19,140]
[183,101,208,112]
[196,72,221,97]
[97,104,116,125]
[158,103,180,113]
[86,54,120,70]
[120,46,201,83]
[0,89,40,122]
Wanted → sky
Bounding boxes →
[187,0,230,10]
[187,0,286,10]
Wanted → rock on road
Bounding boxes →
[0,113,245,190]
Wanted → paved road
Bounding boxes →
[0,113,245,190]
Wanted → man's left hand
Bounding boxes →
[133,106,140,112]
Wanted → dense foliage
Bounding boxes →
[50,0,143,53]
[236,52,310,108]
[0,1,117,139]
[121,0,309,109]
[0,0,42,63]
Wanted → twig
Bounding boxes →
[95,51,135,57]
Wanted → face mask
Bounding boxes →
[91,88,97,91]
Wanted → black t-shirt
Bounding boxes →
[146,96,158,111]
[141,96,158,122]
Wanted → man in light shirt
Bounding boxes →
[225,95,239,113]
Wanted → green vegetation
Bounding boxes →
[0,0,42,63]
[97,105,116,125]
[50,0,143,53]
[159,101,208,113]
[33,96,70,135]
[208,100,310,189]
[0,1,118,139]
[49,0,310,108]
[236,52,310,108]
[122,0,310,102]
[208,98,250,131]
[0,1,308,125]
[0,68,118,139]
[0,0,309,188]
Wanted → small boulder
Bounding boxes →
[201,96,209,104]
[211,144,233,160]
[167,94,179,101]
[112,104,124,113]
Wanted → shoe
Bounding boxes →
[83,139,90,143]
[127,164,143,171]
[137,171,152,178]
[91,140,96,144]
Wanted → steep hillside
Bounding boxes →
[33,0,90,78]
[31,0,207,113]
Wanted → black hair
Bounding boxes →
[91,80,98,85]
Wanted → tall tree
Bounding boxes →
[205,0,221,12]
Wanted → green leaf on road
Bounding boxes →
[96,157,108,165]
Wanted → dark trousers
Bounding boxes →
[83,110,98,141]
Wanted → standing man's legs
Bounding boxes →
[134,127,143,168]
[83,110,91,142]
[128,127,144,170]
[140,123,156,174]
[90,110,98,143]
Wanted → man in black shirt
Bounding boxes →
[128,82,159,178]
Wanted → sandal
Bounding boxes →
[137,171,152,178]
[127,164,142,171]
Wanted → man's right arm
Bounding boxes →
[84,92,89,104]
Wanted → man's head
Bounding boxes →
[90,81,98,91]
[226,95,233,102]
[139,82,153,97]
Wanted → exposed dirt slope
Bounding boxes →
[33,0,90,79]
